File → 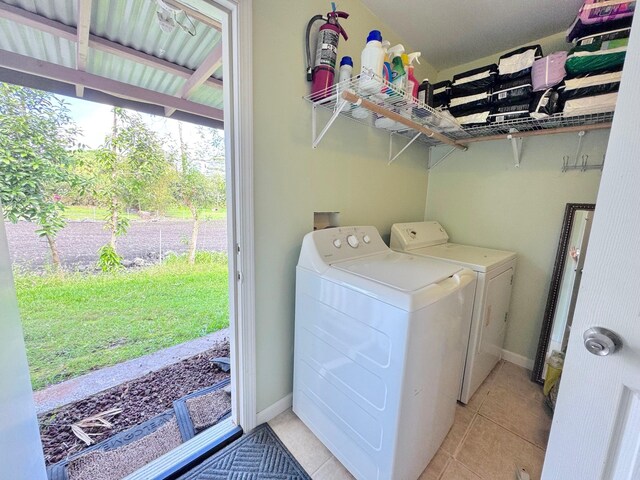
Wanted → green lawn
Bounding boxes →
[63,205,227,221]
[15,252,229,391]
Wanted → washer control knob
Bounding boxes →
[347,235,359,248]
[363,234,371,244]
[333,238,342,249]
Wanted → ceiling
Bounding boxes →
[361,0,584,70]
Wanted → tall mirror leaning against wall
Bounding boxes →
[532,203,595,410]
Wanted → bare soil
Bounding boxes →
[5,219,227,272]
[39,342,230,465]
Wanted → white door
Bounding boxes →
[542,18,640,480]
[0,217,47,479]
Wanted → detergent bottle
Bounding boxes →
[405,52,421,99]
[338,56,353,112]
[359,30,385,95]
[387,44,405,94]
[310,7,349,99]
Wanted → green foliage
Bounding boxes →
[97,244,123,272]
[15,252,229,390]
[0,84,80,239]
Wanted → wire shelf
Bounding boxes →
[303,71,466,148]
[303,71,615,152]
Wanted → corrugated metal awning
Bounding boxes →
[0,0,224,127]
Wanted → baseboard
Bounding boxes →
[256,393,292,425]
[501,349,535,370]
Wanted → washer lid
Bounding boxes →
[411,243,516,273]
[333,251,463,291]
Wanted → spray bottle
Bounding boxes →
[405,52,421,99]
[381,40,392,91]
[309,6,349,99]
[387,45,405,97]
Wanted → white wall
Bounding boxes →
[426,131,607,361]
[252,0,435,412]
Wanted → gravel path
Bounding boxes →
[4,219,227,271]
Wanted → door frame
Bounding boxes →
[216,0,257,432]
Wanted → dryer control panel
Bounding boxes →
[390,221,449,251]
[298,226,389,273]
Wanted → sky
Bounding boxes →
[63,96,217,150]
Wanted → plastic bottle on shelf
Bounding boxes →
[418,79,434,107]
[338,56,353,112]
[387,44,406,94]
[405,52,421,99]
[381,40,393,93]
[359,30,385,95]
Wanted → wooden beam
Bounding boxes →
[75,0,93,97]
[0,2,222,90]
[341,91,468,150]
[88,35,222,89]
[166,42,222,116]
[0,49,224,121]
[0,1,76,41]
[163,0,222,32]
[459,122,612,144]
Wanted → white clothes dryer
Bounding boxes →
[294,226,476,480]
[391,221,517,404]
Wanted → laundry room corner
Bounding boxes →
[251,0,434,417]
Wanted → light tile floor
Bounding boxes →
[269,360,552,480]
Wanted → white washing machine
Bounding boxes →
[390,221,517,404]
[294,226,476,480]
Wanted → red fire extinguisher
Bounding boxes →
[306,5,349,99]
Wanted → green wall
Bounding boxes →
[252,0,435,412]
[427,32,609,362]
[426,134,607,361]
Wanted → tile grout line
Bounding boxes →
[436,454,453,480]
[310,456,332,477]
[478,413,547,453]
[450,413,488,480]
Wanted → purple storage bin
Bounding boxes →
[532,52,568,91]
[578,0,635,25]
[567,1,636,41]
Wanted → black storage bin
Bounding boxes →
[491,76,534,105]
[452,105,492,127]
[558,70,622,103]
[449,90,493,116]
[497,45,543,82]
[488,102,531,123]
[432,80,451,109]
[450,64,497,96]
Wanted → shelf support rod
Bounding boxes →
[341,90,467,150]
[388,132,422,165]
[312,99,348,149]
[429,146,459,169]
[507,129,523,168]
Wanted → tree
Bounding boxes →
[0,84,81,271]
[171,122,217,264]
[91,108,167,270]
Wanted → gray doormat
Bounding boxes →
[177,423,311,480]
[47,411,176,480]
[173,378,232,441]
[66,418,182,480]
